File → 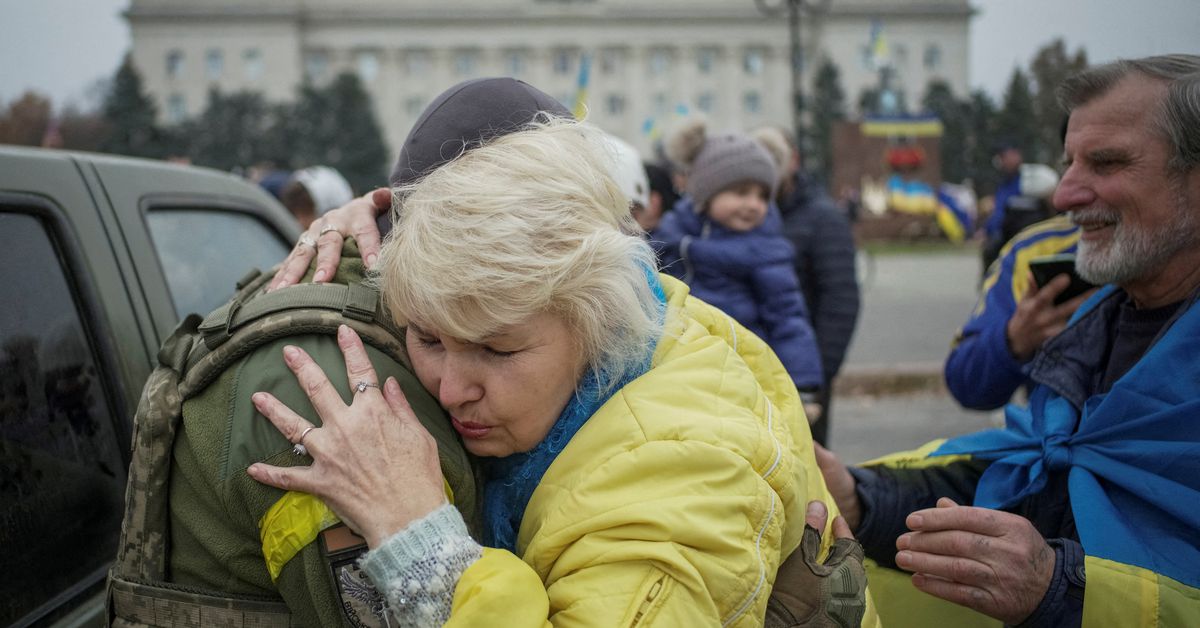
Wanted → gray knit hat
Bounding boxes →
[665,117,778,212]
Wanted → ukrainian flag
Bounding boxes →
[886,175,937,215]
[573,52,592,119]
[935,187,973,244]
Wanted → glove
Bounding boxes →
[765,522,867,628]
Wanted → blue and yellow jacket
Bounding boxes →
[857,283,1200,627]
[945,215,1080,410]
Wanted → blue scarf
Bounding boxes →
[934,286,1200,589]
[481,272,667,552]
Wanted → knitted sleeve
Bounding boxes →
[359,504,483,627]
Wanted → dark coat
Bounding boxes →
[653,197,824,389]
[777,173,861,381]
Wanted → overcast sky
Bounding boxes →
[1,0,1199,109]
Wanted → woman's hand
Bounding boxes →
[246,324,447,547]
[268,188,392,292]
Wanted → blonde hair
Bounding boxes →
[378,117,664,390]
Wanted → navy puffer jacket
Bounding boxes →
[653,198,824,389]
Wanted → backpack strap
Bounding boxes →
[198,282,391,350]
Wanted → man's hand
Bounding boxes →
[895,498,1054,624]
[813,444,861,531]
[1005,272,1093,360]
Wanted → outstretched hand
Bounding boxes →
[268,188,392,292]
[246,325,446,547]
[895,497,1054,624]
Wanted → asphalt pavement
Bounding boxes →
[828,247,1002,465]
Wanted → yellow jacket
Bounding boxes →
[446,275,879,626]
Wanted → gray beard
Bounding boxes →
[1072,199,1199,286]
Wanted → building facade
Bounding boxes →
[127,0,972,161]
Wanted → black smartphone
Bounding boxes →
[1028,254,1097,305]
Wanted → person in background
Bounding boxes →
[655,117,824,396]
[601,133,653,230]
[280,166,355,229]
[819,55,1200,627]
[641,162,679,235]
[981,141,1025,273]
[753,126,861,445]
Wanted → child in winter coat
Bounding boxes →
[654,119,824,392]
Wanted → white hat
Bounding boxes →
[292,166,355,215]
[1019,163,1060,199]
[601,134,650,210]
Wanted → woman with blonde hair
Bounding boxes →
[251,78,873,626]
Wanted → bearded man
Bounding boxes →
[819,54,1200,627]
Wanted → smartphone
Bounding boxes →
[1028,254,1097,305]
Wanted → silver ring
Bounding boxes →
[319,222,343,237]
[355,380,380,394]
[297,234,317,250]
[292,425,317,456]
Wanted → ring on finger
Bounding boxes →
[319,222,343,237]
[297,234,317,251]
[292,425,317,456]
[355,380,380,394]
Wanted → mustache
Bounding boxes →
[1068,208,1121,224]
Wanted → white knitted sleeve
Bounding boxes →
[358,504,483,627]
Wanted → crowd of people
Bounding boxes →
[107,55,1200,627]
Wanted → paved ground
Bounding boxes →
[827,248,1000,465]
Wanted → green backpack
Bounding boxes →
[107,245,478,627]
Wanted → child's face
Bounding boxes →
[707,181,769,232]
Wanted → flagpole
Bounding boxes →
[753,0,831,153]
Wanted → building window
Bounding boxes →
[166,49,184,79]
[205,49,223,81]
[552,49,575,76]
[304,50,329,83]
[243,48,263,81]
[357,51,380,83]
[893,43,909,68]
[167,93,187,123]
[600,47,624,74]
[606,93,626,116]
[743,90,762,115]
[924,44,942,70]
[743,48,766,76]
[697,47,718,75]
[653,92,668,115]
[405,96,425,118]
[505,50,528,76]
[648,48,672,76]
[697,91,716,114]
[454,50,479,77]
[405,50,431,76]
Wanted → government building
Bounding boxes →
[126,0,972,158]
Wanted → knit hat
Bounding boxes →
[389,77,572,188]
[664,117,777,212]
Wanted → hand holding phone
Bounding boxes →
[1028,254,1096,305]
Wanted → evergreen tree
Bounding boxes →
[921,80,969,185]
[1030,39,1088,161]
[993,68,1040,161]
[187,89,272,172]
[286,73,389,193]
[100,54,163,158]
[810,58,846,181]
[966,90,1000,195]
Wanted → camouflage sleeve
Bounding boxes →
[173,333,472,628]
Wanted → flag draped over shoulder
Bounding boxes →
[934,286,1200,590]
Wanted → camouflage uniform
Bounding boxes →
[109,241,479,627]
